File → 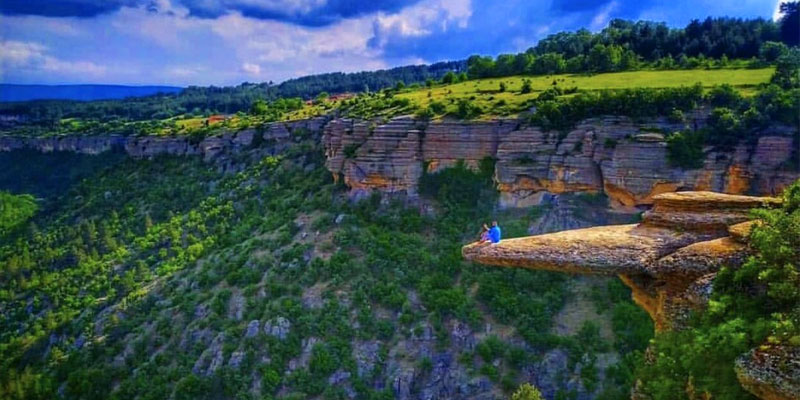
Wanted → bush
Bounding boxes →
[520,79,533,94]
[512,383,544,400]
[455,99,483,119]
[666,130,705,169]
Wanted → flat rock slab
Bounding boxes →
[463,224,702,276]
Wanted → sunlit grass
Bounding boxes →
[396,67,775,119]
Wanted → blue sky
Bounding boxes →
[0,0,781,86]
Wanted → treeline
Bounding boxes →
[0,61,465,125]
[468,13,797,78]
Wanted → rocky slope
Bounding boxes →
[462,191,799,399]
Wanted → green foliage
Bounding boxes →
[520,79,533,94]
[529,84,703,131]
[418,159,495,209]
[637,180,800,399]
[759,41,789,62]
[512,383,545,400]
[666,130,705,169]
[455,99,483,119]
[0,192,37,236]
[467,17,782,80]
[771,47,800,89]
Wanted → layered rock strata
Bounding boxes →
[3,115,798,204]
[462,191,799,399]
[321,116,798,207]
[0,117,329,161]
[463,191,779,330]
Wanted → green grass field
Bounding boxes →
[396,67,775,119]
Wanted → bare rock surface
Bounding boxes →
[736,346,800,400]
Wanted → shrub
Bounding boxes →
[455,99,483,119]
[666,130,705,169]
[520,79,533,94]
[511,383,544,400]
[343,144,361,159]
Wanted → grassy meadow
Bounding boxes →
[395,67,775,119]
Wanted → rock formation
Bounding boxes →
[2,115,797,203]
[322,116,799,207]
[463,191,799,399]
[0,116,330,161]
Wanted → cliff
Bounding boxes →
[2,115,797,204]
[322,115,798,207]
[0,117,330,161]
[462,191,799,400]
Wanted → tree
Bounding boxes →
[520,79,533,94]
[441,71,458,84]
[466,55,496,79]
[512,383,544,400]
[499,82,507,92]
[779,1,799,46]
[250,99,268,115]
[759,41,789,62]
[532,53,566,74]
[771,48,800,89]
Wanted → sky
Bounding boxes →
[0,0,782,86]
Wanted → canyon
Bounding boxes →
[5,113,796,208]
[2,115,798,399]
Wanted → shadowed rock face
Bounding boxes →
[463,191,800,400]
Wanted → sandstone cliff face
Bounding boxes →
[736,345,800,400]
[463,191,778,330]
[321,116,798,207]
[462,191,799,400]
[3,115,797,204]
[0,116,330,161]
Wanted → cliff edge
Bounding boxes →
[462,191,799,399]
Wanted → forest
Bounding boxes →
[0,4,798,399]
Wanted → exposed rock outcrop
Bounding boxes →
[3,115,797,203]
[0,116,330,161]
[463,191,799,400]
[322,116,798,206]
[736,346,800,400]
[463,191,778,330]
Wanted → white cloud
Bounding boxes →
[370,0,472,47]
[241,62,261,75]
[590,1,618,31]
[0,40,107,80]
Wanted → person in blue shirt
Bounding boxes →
[488,221,501,244]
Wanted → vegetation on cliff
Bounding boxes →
[636,180,800,399]
[0,192,37,236]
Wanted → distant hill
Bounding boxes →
[0,84,183,102]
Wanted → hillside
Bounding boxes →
[0,127,652,400]
[0,84,184,102]
[1,8,799,400]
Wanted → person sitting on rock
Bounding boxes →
[479,223,490,242]
[488,221,502,244]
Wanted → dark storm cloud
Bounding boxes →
[0,0,422,26]
[0,0,137,18]
[183,0,420,26]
